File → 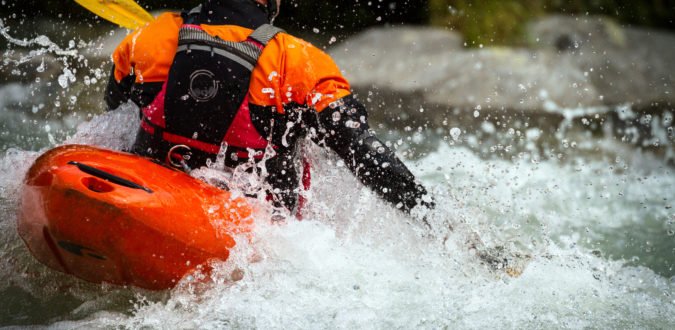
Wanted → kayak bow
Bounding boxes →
[17,145,253,289]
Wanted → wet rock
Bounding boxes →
[331,17,675,121]
[333,26,463,71]
[421,48,600,111]
[329,20,675,162]
[330,25,599,127]
[332,27,463,89]
[330,26,466,126]
[526,15,628,51]
[528,15,675,108]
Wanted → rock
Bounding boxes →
[331,26,463,98]
[330,25,600,127]
[526,15,627,51]
[330,18,675,129]
[527,15,675,108]
[333,25,463,65]
[421,48,601,111]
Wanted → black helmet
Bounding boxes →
[251,0,279,22]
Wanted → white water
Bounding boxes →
[0,17,674,329]
[0,106,673,328]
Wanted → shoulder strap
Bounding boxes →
[248,24,284,46]
[181,5,202,24]
[176,24,284,71]
[187,5,202,16]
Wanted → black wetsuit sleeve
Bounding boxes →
[105,65,164,111]
[104,65,135,111]
[311,95,433,213]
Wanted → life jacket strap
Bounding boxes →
[177,24,283,70]
[139,22,285,165]
[141,118,268,160]
[248,24,284,46]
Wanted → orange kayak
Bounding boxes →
[17,144,253,290]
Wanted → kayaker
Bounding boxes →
[104,0,433,215]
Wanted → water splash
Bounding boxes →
[0,19,83,66]
[0,104,673,327]
[0,18,673,327]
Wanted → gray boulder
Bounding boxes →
[332,26,463,92]
[330,25,600,127]
[330,17,675,124]
[527,15,675,108]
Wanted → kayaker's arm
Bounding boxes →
[105,30,162,111]
[104,66,163,111]
[105,34,136,111]
[312,95,433,213]
[276,44,432,212]
[104,65,135,111]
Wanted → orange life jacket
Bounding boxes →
[108,2,432,214]
[111,11,352,164]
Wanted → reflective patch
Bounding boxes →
[189,69,218,102]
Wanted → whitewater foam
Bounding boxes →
[0,99,673,329]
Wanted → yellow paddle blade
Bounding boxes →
[74,0,154,29]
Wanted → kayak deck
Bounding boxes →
[17,145,253,290]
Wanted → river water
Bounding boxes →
[0,18,674,329]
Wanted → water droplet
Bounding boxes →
[345,120,360,129]
[267,71,278,81]
[450,127,461,141]
[261,88,275,99]
[36,59,45,73]
[57,75,68,88]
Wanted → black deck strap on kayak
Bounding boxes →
[68,161,153,194]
